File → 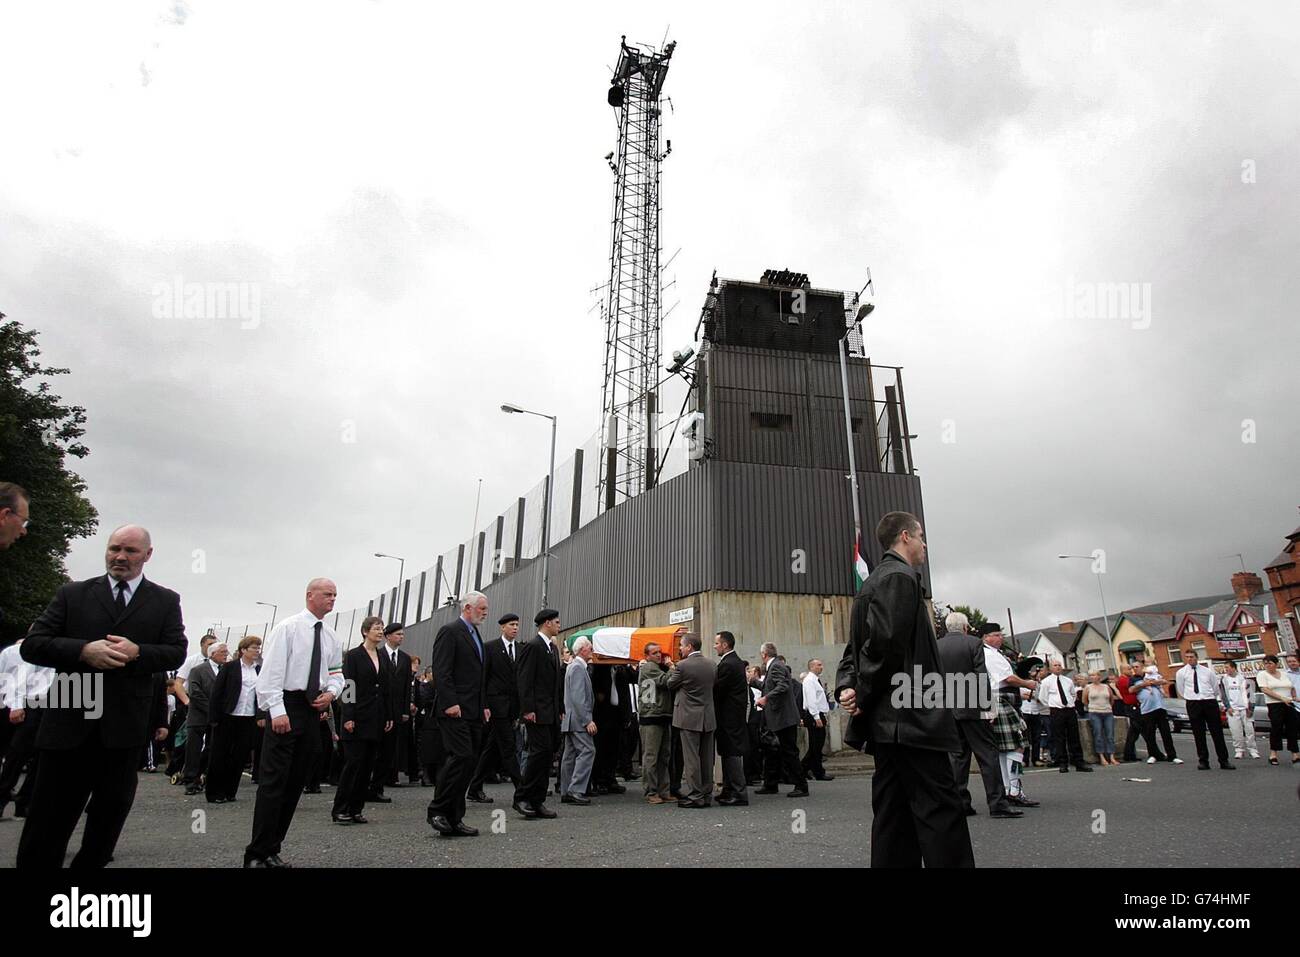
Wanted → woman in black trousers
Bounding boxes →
[332,616,392,824]
[206,636,263,803]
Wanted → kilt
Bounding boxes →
[992,695,1026,752]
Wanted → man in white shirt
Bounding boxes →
[0,638,55,818]
[244,578,344,868]
[1174,648,1234,770]
[177,633,216,684]
[800,659,834,782]
[1219,659,1259,759]
[1037,659,1091,772]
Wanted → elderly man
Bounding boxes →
[18,524,188,869]
[183,639,229,794]
[938,612,1019,819]
[667,633,717,808]
[757,642,807,797]
[981,624,1040,808]
[559,636,597,805]
[835,511,973,868]
[427,592,491,838]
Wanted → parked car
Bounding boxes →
[1248,693,1273,736]
[1164,697,1228,733]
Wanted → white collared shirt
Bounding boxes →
[234,660,259,716]
[385,642,402,667]
[801,672,830,717]
[1175,662,1219,701]
[1037,672,1077,709]
[105,572,145,605]
[0,642,54,709]
[501,636,517,662]
[177,651,208,682]
[255,609,344,720]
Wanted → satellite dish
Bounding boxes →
[608,84,624,108]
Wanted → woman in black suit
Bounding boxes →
[206,635,263,803]
[332,616,393,824]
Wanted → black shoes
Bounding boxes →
[466,791,494,803]
[184,786,202,795]
[676,799,707,808]
[243,853,291,868]
[814,774,835,782]
[561,794,591,805]
[331,814,355,825]
[716,796,749,807]
[755,786,779,794]
[452,822,479,837]
[1073,765,1094,773]
[427,814,454,835]
[531,803,558,819]
[1219,763,1236,770]
[367,793,393,804]
[303,786,322,794]
[1007,794,1040,808]
[787,788,809,798]
[989,804,1024,818]
[350,814,369,824]
[512,801,539,819]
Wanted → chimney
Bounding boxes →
[1058,621,1076,633]
[1232,571,1264,603]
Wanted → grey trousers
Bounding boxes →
[721,754,747,800]
[640,722,672,797]
[560,730,595,798]
[679,728,715,803]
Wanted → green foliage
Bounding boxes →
[949,604,988,629]
[0,314,98,642]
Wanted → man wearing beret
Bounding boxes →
[468,613,523,802]
[512,608,563,819]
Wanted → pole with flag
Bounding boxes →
[839,317,868,592]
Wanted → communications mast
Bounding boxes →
[599,35,675,511]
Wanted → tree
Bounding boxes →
[0,313,98,642]
[947,604,988,632]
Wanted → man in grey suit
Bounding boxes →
[667,633,717,808]
[559,637,597,806]
[183,640,228,794]
[756,642,808,797]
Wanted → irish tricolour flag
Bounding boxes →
[853,533,871,590]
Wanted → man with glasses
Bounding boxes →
[0,483,30,550]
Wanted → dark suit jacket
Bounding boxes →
[382,645,412,722]
[760,658,800,732]
[431,618,485,718]
[22,575,188,750]
[341,644,393,741]
[209,659,262,723]
[713,650,750,756]
[835,550,960,754]
[186,659,218,726]
[937,630,992,721]
[482,637,520,721]
[516,633,562,725]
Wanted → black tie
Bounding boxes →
[114,580,128,616]
[508,642,515,663]
[1056,676,1068,708]
[1193,667,1199,694]
[305,622,322,699]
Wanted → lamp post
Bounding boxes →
[502,403,557,608]
[255,601,278,635]
[375,552,406,621]
[1059,553,1117,672]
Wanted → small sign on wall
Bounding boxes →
[669,607,695,625]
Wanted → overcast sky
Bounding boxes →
[2,1,1297,648]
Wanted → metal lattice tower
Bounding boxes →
[600,36,675,511]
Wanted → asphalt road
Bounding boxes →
[1,753,1296,868]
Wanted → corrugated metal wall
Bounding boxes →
[400,460,925,662]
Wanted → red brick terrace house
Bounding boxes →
[1263,519,1300,655]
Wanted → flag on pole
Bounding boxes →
[853,532,871,590]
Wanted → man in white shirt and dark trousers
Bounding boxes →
[1219,659,1258,759]
[244,579,344,868]
[1038,660,1092,772]
[1175,648,1235,770]
[800,659,834,781]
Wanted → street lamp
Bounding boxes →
[1059,553,1117,672]
[375,552,406,622]
[502,403,557,608]
[255,601,278,635]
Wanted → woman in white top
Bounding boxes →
[206,636,264,802]
[1256,655,1299,765]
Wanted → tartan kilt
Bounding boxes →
[992,696,1026,752]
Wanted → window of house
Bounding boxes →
[1169,646,1183,664]
[1086,650,1104,672]
[1247,634,1264,657]
[750,412,793,432]
[1191,640,1206,658]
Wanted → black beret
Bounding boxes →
[383,622,405,635]
[979,622,1003,635]
[534,608,560,626]
[498,613,519,625]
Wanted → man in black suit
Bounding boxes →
[182,639,227,794]
[936,612,1020,819]
[427,592,490,837]
[836,511,974,868]
[712,631,751,805]
[756,644,807,797]
[590,663,628,795]
[17,524,187,869]
[369,623,413,801]
[468,613,523,802]
[512,608,563,819]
